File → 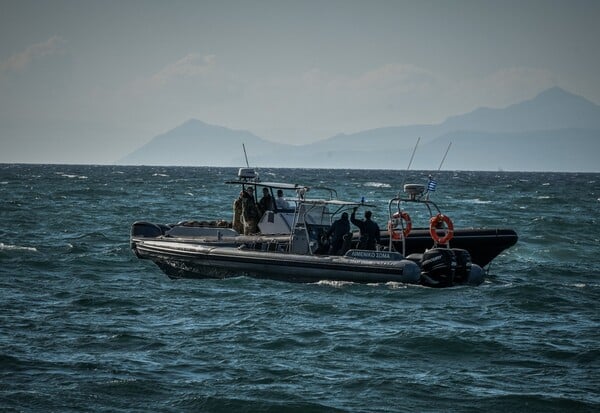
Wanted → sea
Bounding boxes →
[1,164,598,413]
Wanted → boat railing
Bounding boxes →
[387,196,442,255]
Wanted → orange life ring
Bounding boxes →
[388,211,412,240]
[429,213,454,244]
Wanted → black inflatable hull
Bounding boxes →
[386,228,518,267]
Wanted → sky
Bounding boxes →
[1,0,599,164]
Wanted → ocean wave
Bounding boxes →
[314,280,355,288]
[66,232,111,241]
[2,165,599,413]
[363,182,391,188]
[55,172,88,179]
[455,198,493,204]
[0,242,38,252]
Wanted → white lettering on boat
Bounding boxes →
[346,250,402,261]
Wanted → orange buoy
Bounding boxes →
[388,211,412,240]
[429,213,454,244]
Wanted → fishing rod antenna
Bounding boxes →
[425,141,452,200]
[242,143,250,168]
[400,137,421,196]
[238,143,260,181]
[437,142,452,172]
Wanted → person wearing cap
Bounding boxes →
[257,187,274,216]
[232,191,244,233]
[351,207,380,250]
[241,188,260,234]
[245,186,256,203]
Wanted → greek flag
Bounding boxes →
[427,179,437,192]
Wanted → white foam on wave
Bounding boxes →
[0,242,38,252]
[458,198,492,205]
[364,182,391,188]
[315,280,354,288]
[55,172,88,179]
[152,173,169,177]
[0,181,8,185]
[383,281,409,289]
[316,280,412,289]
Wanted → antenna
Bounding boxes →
[406,137,420,171]
[437,142,452,171]
[425,141,452,200]
[242,143,250,167]
[400,137,421,193]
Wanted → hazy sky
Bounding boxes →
[1,0,599,164]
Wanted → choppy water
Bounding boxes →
[1,164,599,412]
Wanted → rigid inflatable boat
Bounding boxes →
[131,168,517,287]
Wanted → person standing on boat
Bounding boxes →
[232,191,244,234]
[351,208,380,250]
[246,186,256,203]
[326,212,351,255]
[241,189,260,234]
[275,189,289,210]
[258,187,274,216]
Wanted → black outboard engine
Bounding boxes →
[452,248,472,284]
[420,248,457,287]
[131,221,167,238]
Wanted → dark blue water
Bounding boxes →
[1,164,598,412]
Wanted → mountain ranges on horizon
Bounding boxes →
[118,87,600,172]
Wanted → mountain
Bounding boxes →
[441,87,600,133]
[118,87,600,171]
[119,119,287,166]
[311,87,600,152]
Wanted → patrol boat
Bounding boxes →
[130,168,517,287]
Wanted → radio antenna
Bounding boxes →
[425,142,452,200]
[406,137,420,171]
[437,142,452,171]
[400,137,421,193]
[242,143,250,167]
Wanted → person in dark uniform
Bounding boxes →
[257,187,274,216]
[351,208,380,250]
[325,212,351,255]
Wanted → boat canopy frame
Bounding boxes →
[293,199,377,255]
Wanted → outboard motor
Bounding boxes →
[420,248,456,287]
[131,221,168,238]
[452,248,472,284]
